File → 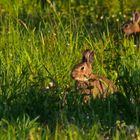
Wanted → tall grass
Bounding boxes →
[0,0,140,139]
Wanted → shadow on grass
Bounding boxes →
[0,82,139,133]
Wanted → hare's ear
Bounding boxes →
[132,11,140,23]
[82,50,94,63]
[88,51,94,63]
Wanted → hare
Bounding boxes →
[71,50,118,102]
[122,11,140,35]
[122,11,140,47]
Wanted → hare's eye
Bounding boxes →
[81,67,84,70]
[124,24,129,28]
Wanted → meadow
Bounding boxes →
[0,0,140,139]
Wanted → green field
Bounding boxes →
[0,0,140,139]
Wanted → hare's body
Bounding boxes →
[122,21,140,35]
[76,75,117,100]
[71,50,118,102]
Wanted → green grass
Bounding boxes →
[0,0,140,139]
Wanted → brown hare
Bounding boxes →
[122,11,140,47]
[71,49,118,102]
[122,11,140,35]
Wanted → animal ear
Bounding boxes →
[132,11,140,23]
[82,50,94,63]
[89,51,94,63]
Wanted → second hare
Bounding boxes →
[122,11,140,47]
[71,50,118,102]
[122,11,140,35]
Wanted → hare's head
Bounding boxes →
[122,11,140,35]
[71,49,94,82]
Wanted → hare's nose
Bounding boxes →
[71,71,76,79]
